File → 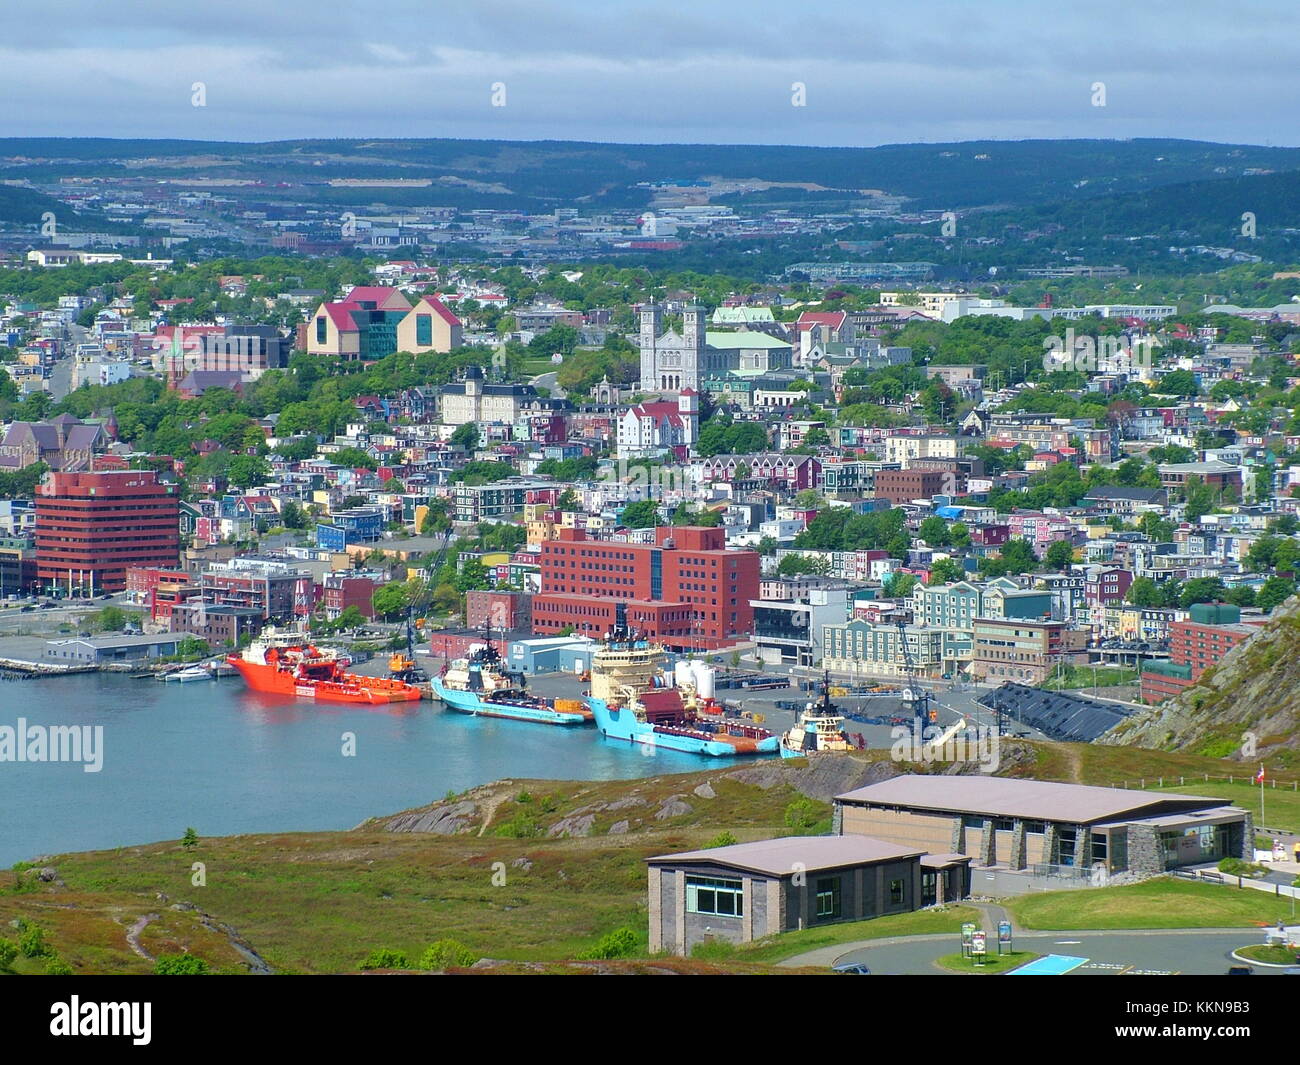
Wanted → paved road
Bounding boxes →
[786,926,1299,976]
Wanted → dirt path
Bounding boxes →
[124,913,159,960]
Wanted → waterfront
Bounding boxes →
[0,672,706,866]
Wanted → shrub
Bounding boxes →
[577,927,639,960]
[18,922,50,958]
[784,799,827,833]
[419,939,478,971]
[154,953,209,975]
[493,813,542,838]
[45,956,73,975]
[182,827,199,849]
[705,831,738,849]
[358,948,409,971]
[0,938,17,969]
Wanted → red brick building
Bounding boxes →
[466,588,532,632]
[531,526,759,650]
[1140,603,1262,703]
[320,573,377,620]
[36,471,180,594]
[873,468,966,505]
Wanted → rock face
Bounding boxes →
[654,797,693,820]
[383,800,479,835]
[547,813,596,838]
[1099,595,1300,759]
[692,782,716,799]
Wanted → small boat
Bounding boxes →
[162,665,213,683]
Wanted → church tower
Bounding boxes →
[682,305,705,391]
[639,302,663,392]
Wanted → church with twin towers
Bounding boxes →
[638,303,711,393]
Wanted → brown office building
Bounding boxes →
[873,468,966,504]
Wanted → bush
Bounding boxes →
[45,955,73,975]
[359,948,409,971]
[705,831,738,849]
[154,953,209,975]
[577,927,640,960]
[18,922,50,958]
[0,938,17,969]
[419,939,478,971]
[784,799,826,833]
[690,938,738,961]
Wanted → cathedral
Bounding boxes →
[638,303,711,393]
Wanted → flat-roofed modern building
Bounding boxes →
[646,835,971,955]
[834,775,1251,879]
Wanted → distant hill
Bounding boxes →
[1100,596,1300,765]
[2,136,1299,213]
[0,183,81,227]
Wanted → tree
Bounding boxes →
[803,428,830,448]
[1044,539,1075,571]
[1257,576,1296,613]
[556,488,579,510]
[228,454,272,489]
[331,446,378,471]
[777,553,830,577]
[947,522,971,548]
[335,605,365,630]
[917,516,949,546]
[181,827,199,849]
[927,558,964,585]
[1126,576,1163,607]
[1178,577,1228,608]
[882,571,917,598]
[997,538,1038,575]
[372,581,412,620]
[281,500,308,530]
[620,499,660,529]
[449,422,480,450]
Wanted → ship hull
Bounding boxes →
[431,678,587,725]
[227,656,421,705]
[586,698,779,757]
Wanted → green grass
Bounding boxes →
[1008,878,1300,931]
[1146,779,1300,835]
[732,906,982,963]
[935,949,1039,974]
[1042,666,1137,691]
[1235,943,1299,966]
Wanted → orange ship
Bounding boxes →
[228,628,421,705]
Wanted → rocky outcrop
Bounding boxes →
[1099,595,1300,758]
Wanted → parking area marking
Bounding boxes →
[1008,953,1089,975]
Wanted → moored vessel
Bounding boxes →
[585,605,779,757]
[430,628,590,725]
[227,627,421,705]
[779,670,857,758]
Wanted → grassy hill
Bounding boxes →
[1101,595,1300,769]
[2,742,1295,975]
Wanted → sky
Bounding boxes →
[1,1,1296,148]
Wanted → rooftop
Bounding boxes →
[647,834,924,876]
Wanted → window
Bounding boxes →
[685,875,743,917]
[815,877,842,920]
[315,316,327,345]
[889,878,905,906]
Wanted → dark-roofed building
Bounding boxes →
[835,775,1251,879]
[0,414,107,472]
[646,835,970,955]
[440,364,569,427]
[1082,485,1168,515]
[976,682,1132,742]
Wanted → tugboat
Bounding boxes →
[585,604,780,757]
[780,670,856,758]
[430,626,590,725]
[227,626,421,705]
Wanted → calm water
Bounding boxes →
[0,672,704,866]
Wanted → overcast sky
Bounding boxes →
[2,1,1295,147]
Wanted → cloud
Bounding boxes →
[1,1,1297,145]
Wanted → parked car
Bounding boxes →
[832,962,871,975]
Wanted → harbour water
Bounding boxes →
[0,672,705,867]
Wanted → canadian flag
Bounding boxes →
[1255,765,1266,784]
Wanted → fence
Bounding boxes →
[1173,867,1300,901]
[1115,775,1300,791]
